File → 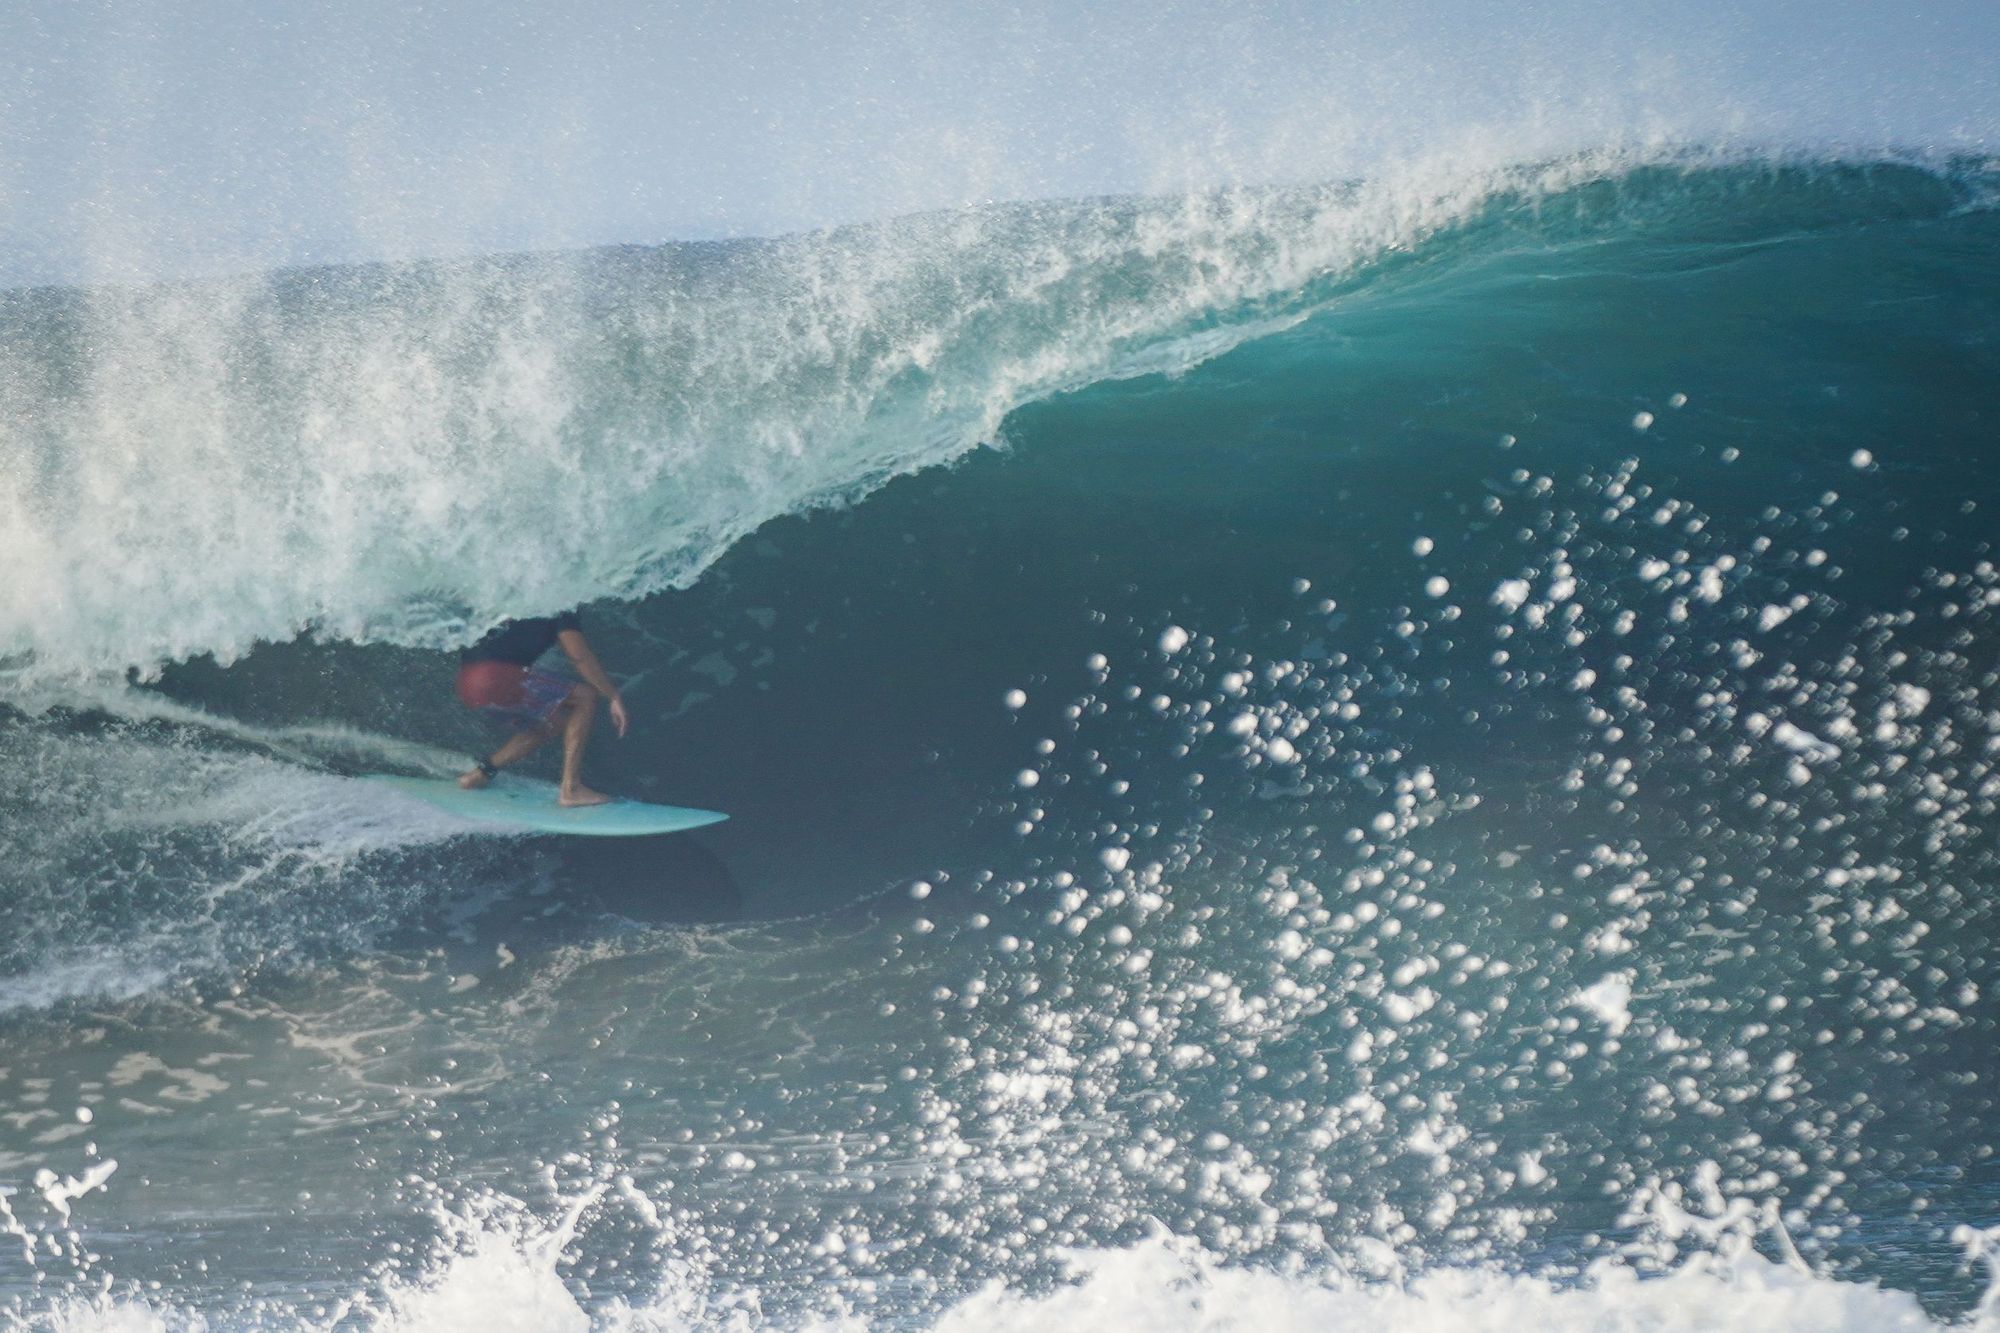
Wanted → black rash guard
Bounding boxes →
[461,611,582,667]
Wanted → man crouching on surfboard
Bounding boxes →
[454,611,629,806]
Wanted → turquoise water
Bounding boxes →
[2,155,1998,1327]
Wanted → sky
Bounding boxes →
[2,0,1997,286]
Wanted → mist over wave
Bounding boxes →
[7,0,1997,289]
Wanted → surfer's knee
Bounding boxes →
[566,682,599,711]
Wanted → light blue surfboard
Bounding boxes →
[363,773,727,837]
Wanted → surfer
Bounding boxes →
[454,611,630,806]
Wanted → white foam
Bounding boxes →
[34,1160,118,1224]
[25,1208,1989,1333]
[932,1233,1981,1333]
[1569,971,1635,1036]
[0,951,178,1016]
[0,723,498,1013]
[369,1193,605,1333]
[13,1138,1999,1333]
[1492,579,1533,612]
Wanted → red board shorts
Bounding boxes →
[455,661,574,727]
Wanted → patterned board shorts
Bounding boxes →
[454,661,575,727]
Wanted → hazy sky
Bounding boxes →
[3,0,1997,285]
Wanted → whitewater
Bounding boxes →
[5,9,2000,1328]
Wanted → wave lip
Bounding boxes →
[10,145,1982,686]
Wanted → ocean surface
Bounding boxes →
[2,150,1999,1328]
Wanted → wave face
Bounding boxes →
[3,154,2000,1327]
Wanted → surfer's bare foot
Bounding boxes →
[558,784,612,807]
[457,768,492,790]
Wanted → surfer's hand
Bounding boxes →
[608,694,629,738]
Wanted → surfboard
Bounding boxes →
[363,773,728,837]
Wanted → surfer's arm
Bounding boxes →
[556,629,629,738]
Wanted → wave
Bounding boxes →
[2,146,1990,687]
[3,121,1998,1329]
